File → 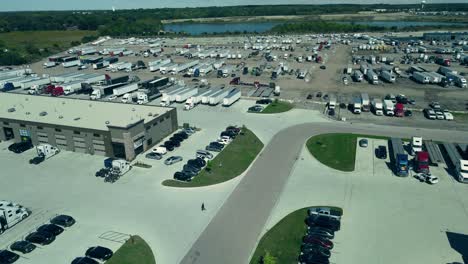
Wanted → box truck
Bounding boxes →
[0,204,30,234]
[413,72,430,84]
[372,98,383,116]
[361,93,370,112]
[353,97,362,114]
[380,71,396,83]
[367,70,379,85]
[383,100,394,116]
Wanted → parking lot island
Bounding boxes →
[162,127,263,187]
[106,235,156,264]
[250,206,343,264]
[261,100,294,114]
[306,133,388,172]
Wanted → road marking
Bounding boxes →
[99,231,130,244]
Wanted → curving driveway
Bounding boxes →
[180,122,468,264]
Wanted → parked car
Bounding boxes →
[307,94,313,100]
[29,155,45,165]
[302,235,334,249]
[316,92,322,98]
[206,144,223,152]
[10,241,36,254]
[163,142,175,151]
[164,156,183,165]
[8,141,33,154]
[430,101,441,110]
[182,167,199,177]
[176,131,189,139]
[256,99,272,105]
[301,243,331,258]
[404,110,412,117]
[217,136,232,145]
[220,130,237,139]
[85,246,113,261]
[320,65,326,69]
[306,215,341,231]
[187,158,206,169]
[298,253,330,264]
[25,231,56,245]
[396,94,408,104]
[107,95,117,101]
[424,108,436,120]
[414,173,439,184]
[184,128,196,135]
[434,110,445,120]
[37,224,64,236]
[443,109,454,121]
[307,226,335,237]
[0,250,19,264]
[196,150,213,160]
[359,139,368,148]
[248,105,264,112]
[145,152,163,160]
[71,257,99,264]
[307,228,335,240]
[169,138,181,147]
[174,172,192,182]
[225,126,241,134]
[376,145,387,159]
[50,214,75,227]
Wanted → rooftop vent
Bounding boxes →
[7,108,15,113]
[148,112,153,116]
[105,121,110,124]
[39,111,47,116]
[74,117,81,121]
[132,108,136,112]
[58,115,63,119]
[25,112,30,115]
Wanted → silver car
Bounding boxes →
[196,150,213,160]
[164,156,183,165]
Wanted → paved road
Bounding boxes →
[180,122,468,264]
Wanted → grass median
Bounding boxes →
[249,206,343,264]
[162,127,263,187]
[106,235,155,264]
[260,100,294,114]
[306,133,388,172]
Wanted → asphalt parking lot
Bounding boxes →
[264,138,468,264]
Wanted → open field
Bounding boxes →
[162,127,263,187]
[106,236,156,264]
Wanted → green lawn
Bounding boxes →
[452,112,468,123]
[162,127,263,187]
[260,100,294,114]
[105,236,155,264]
[249,206,343,264]
[306,133,388,172]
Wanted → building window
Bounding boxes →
[147,138,153,145]
[166,115,170,120]
[3,122,9,125]
[20,124,26,128]
[93,133,100,138]
[37,126,43,130]
[152,122,157,127]
[145,126,150,131]
[55,128,62,132]
[73,131,80,135]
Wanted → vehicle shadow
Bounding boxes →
[446,231,468,264]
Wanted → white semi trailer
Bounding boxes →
[209,89,231,105]
[175,88,199,103]
[222,88,241,106]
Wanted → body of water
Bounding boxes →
[164,22,282,35]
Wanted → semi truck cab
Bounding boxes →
[414,151,430,173]
[396,154,409,176]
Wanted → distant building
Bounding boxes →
[0,94,178,160]
[423,32,468,41]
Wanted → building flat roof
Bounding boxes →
[0,93,171,131]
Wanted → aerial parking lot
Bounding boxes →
[260,135,468,264]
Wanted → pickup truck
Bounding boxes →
[307,207,342,220]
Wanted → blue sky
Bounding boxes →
[0,0,468,11]
[1,0,464,12]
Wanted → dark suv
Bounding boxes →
[8,141,33,153]
[376,145,387,159]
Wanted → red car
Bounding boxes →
[303,235,334,249]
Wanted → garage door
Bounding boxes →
[74,146,86,153]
